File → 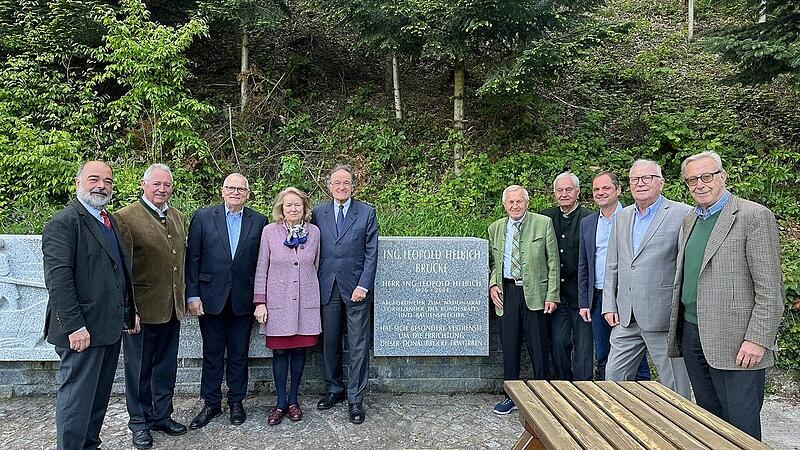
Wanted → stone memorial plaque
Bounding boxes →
[374,237,489,356]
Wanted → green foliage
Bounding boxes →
[94,0,213,160]
[778,238,800,369]
[707,1,800,89]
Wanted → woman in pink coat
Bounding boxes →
[253,187,321,425]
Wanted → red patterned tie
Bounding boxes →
[100,210,112,229]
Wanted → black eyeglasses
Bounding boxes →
[629,174,662,185]
[223,186,249,194]
[684,170,721,186]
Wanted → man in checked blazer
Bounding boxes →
[602,159,692,398]
[488,185,560,415]
[667,151,784,440]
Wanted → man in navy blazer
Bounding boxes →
[185,173,267,429]
[577,171,650,380]
[311,164,379,425]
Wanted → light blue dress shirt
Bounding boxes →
[141,195,169,217]
[226,206,243,259]
[77,198,105,225]
[695,191,730,220]
[502,214,525,280]
[594,202,622,289]
[632,195,665,255]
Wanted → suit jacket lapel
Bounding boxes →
[336,200,358,241]
[214,205,233,260]
[321,201,337,239]
[233,207,254,261]
[633,200,670,261]
[700,197,738,274]
[74,200,115,260]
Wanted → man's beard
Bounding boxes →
[77,187,112,209]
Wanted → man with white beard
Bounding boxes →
[43,160,139,450]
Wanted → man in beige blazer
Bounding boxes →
[667,151,784,440]
[115,163,188,449]
[602,159,692,398]
[488,185,560,415]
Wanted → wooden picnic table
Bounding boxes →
[504,380,771,450]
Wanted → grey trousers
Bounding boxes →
[606,319,691,399]
[55,341,121,450]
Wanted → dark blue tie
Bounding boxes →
[336,204,345,236]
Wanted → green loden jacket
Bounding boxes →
[488,212,560,315]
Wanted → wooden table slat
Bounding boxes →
[618,382,740,449]
[505,381,582,450]
[551,381,647,450]
[528,380,616,450]
[640,381,772,450]
[596,381,711,449]
[574,381,679,450]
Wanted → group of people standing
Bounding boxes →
[43,162,377,450]
[489,151,784,441]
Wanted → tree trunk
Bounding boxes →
[240,26,250,112]
[392,55,403,120]
[453,58,465,173]
[759,0,766,23]
[687,0,694,41]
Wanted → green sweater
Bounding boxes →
[681,212,720,324]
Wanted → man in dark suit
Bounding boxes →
[578,171,650,381]
[185,173,267,429]
[311,164,379,424]
[539,172,593,380]
[43,160,138,450]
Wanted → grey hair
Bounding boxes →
[143,163,173,181]
[630,159,663,177]
[553,171,580,192]
[223,172,250,189]
[502,185,530,203]
[681,151,724,178]
[327,163,359,188]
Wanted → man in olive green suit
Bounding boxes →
[488,185,560,415]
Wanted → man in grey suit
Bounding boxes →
[602,159,692,398]
[312,164,379,424]
[667,151,784,439]
[43,161,138,450]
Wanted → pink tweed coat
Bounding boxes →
[253,222,321,336]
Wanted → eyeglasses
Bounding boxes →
[629,174,662,185]
[331,180,352,187]
[684,170,721,186]
[223,186,249,194]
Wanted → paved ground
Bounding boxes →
[0,393,798,449]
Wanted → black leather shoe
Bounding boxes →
[132,430,153,449]
[348,403,365,424]
[317,392,346,410]
[151,418,187,436]
[229,402,247,425]
[189,405,222,429]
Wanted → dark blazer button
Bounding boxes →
[293,262,299,266]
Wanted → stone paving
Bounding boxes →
[0,393,798,449]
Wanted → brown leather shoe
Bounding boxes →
[288,404,303,421]
[268,407,287,426]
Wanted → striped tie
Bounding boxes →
[511,220,522,280]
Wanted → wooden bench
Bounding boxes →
[504,380,771,450]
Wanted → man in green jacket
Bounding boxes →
[488,185,560,415]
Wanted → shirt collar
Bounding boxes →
[77,198,105,223]
[141,195,169,216]
[600,202,623,221]
[507,212,527,228]
[334,197,352,210]
[695,191,730,220]
[225,204,244,218]
[559,203,579,217]
[635,195,664,219]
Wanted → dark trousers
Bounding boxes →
[549,301,594,380]
[198,298,253,408]
[591,288,651,380]
[500,279,549,382]
[123,315,180,432]
[55,341,121,450]
[682,320,765,440]
[321,281,372,404]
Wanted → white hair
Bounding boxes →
[553,172,580,192]
[143,163,173,181]
[630,159,663,177]
[502,185,529,203]
[681,151,724,178]
[223,172,250,189]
